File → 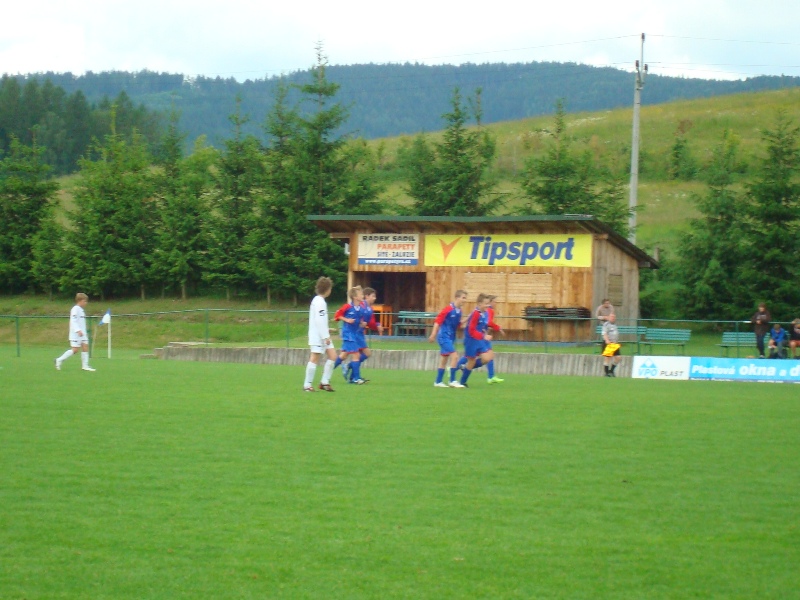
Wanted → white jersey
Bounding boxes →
[308,295,330,346]
[69,304,87,341]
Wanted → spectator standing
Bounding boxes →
[596,299,615,323]
[595,299,615,354]
[789,319,800,359]
[751,303,771,358]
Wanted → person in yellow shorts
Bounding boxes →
[602,313,622,377]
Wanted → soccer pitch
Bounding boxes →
[2,348,798,599]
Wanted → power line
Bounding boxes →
[650,33,800,47]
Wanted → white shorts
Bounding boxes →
[309,340,335,354]
[70,337,88,347]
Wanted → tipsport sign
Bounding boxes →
[424,235,592,267]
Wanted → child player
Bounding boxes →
[346,287,383,383]
[428,290,468,388]
[304,276,337,392]
[456,294,504,383]
[54,292,96,372]
[459,293,498,387]
[333,286,368,384]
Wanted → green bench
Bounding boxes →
[642,328,692,355]
[393,311,437,336]
[595,325,647,354]
[717,331,756,356]
[594,325,648,341]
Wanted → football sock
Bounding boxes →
[436,368,445,384]
[58,349,73,363]
[333,357,342,369]
[610,364,617,374]
[350,361,362,381]
[450,367,458,382]
[474,358,483,370]
[81,352,90,368]
[360,352,368,363]
[321,359,334,384]
[304,362,317,387]
[487,360,495,378]
[604,365,609,374]
[460,368,472,385]
[456,356,468,370]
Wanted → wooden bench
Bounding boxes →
[642,328,692,355]
[717,331,756,356]
[393,311,437,336]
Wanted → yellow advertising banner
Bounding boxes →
[424,234,592,267]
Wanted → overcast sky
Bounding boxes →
[3,1,799,82]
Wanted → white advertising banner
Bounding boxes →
[357,233,419,266]
[632,356,691,380]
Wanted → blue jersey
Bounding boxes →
[434,303,462,343]
[356,301,376,347]
[336,303,364,343]
[464,308,490,358]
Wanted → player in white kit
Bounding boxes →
[55,292,96,372]
[304,277,337,392]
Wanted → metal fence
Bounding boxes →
[1,310,792,360]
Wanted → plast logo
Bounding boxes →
[638,359,659,378]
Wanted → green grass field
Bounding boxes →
[2,348,798,599]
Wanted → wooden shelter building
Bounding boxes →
[309,215,658,341]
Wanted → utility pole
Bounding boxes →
[628,33,647,244]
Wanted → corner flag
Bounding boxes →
[96,310,112,358]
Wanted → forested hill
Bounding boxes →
[17,62,800,145]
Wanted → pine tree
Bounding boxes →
[151,116,215,299]
[678,131,750,319]
[64,116,156,299]
[401,88,497,216]
[0,136,59,293]
[253,49,379,303]
[519,100,630,236]
[741,112,800,319]
[203,100,265,299]
[31,211,66,299]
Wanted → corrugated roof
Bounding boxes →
[308,215,659,268]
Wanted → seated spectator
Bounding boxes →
[767,323,788,359]
[789,319,800,359]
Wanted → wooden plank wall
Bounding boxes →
[424,266,593,341]
[347,230,641,340]
[591,236,640,323]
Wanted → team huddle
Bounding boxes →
[303,278,504,392]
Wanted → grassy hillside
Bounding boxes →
[50,87,800,257]
[373,87,800,253]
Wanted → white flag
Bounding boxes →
[100,310,111,325]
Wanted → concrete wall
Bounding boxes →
[158,344,632,378]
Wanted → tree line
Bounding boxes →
[1,53,798,319]
[17,63,800,149]
[0,75,163,175]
